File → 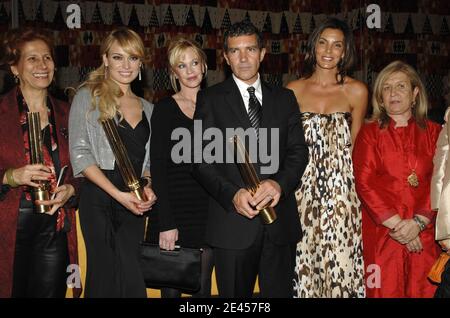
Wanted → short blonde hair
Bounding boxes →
[167,38,207,92]
[372,60,428,129]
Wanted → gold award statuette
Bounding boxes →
[28,112,51,213]
[232,135,277,224]
[102,118,148,202]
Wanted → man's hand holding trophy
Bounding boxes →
[231,135,278,224]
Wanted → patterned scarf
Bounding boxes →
[17,89,65,231]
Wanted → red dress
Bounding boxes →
[353,118,441,298]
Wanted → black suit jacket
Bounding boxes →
[192,77,308,249]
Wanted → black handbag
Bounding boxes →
[139,218,202,292]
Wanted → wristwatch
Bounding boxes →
[413,216,426,232]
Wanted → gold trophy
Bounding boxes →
[28,112,51,213]
[232,135,277,224]
[102,118,148,201]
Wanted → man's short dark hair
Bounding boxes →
[223,21,263,52]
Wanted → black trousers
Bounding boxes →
[12,208,69,298]
[79,178,147,298]
[213,227,296,298]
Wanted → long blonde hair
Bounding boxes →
[81,27,145,121]
[372,60,428,129]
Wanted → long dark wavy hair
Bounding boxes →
[302,17,356,84]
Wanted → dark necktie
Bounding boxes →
[247,86,262,138]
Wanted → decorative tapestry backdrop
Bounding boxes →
[0,0,449,115]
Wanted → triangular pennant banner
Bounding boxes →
[293,14,302,34]
[440,17,449,35]
[280,13,289,34]
[221,9,231,30]
[18,0,26,23]
[0,3,9,24]
[149,6,159,27]
[309,15,316,33]
[263,13,272,33]
[35,1,43,22]
[244,11,251,24]
[404,15,414,34]
[422,15,432,34]
[129,5,140,28]
[91,3,103,25]
[201,8,212,33]
[163,5,176,26]
[385,14,394,33]
[185,6,197,26]
[112,4,123,25]
[53,3,65,27]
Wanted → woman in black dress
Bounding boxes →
[148,38,213,298]
[69,28,156,297]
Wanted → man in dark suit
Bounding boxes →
[192,21,308,297]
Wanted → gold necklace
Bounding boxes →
[407,159,419,188]
[397,119,419,188]
[406,141,419,188]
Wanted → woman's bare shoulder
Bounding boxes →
[286,78,308,92]
[344,77,368,92]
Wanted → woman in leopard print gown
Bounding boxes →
[287,18,367,297]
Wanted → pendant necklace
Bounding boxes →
[407,156,419,188]
[399,122,419,188]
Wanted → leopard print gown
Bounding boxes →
[293,112,365,298]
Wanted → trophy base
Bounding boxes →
[33,188,51,213]
[259,206,277,224]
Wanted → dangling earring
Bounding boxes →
[105,65,108,79]
[411,100,416,108]
[14,74,19,84]
[138,65,142,81]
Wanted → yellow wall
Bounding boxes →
[68,213,259,298]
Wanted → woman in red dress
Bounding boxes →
[353,60,441,297]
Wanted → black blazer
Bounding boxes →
[192,77,308,249]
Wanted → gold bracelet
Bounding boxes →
[5,168,19,188]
